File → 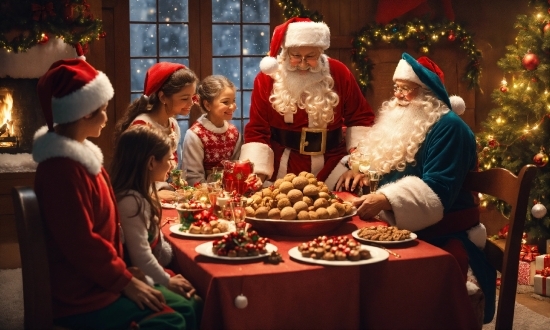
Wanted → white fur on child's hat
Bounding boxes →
[259,17,330,75]
[37,58,114,131]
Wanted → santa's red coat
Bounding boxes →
[243,58,375,184]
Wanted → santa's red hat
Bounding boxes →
[143,62,187,98]
[393,52,465,115]
[260,17,330,75]
[37,58,114,131]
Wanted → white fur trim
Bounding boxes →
[466,281,481,295]
[240,142,275,178]
[196,114,229,133]
[285,21,330,50]
[0,37,76,78]
[260,56,279,75]
[467,223,487,249]
[325,162,349,191]
[377,176,443,231]
[32,126,103,175]
[346,126,370,151]
[449,95,466,115]
[311,154,324,176]
[276,148,291,179]
[393,59,425,87]
[52,71,114,125]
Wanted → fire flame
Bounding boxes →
[0,89,13,137]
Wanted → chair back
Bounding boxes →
[12,186,54,330]
[462,164,537,330]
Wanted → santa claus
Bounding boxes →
[240,17,375,189]
[337,52,496,325]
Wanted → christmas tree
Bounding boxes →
[477,0,550,240]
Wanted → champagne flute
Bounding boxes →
[368,171,381,193]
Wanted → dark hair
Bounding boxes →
[113,65,198,144]
[110,125,173,232]
[196,75,235,113]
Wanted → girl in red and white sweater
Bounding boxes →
[182,75,242,185]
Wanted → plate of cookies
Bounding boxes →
[352,225,417,245]
[169,219,235,239]
[287,235,389,266]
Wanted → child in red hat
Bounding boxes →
[114,62,198,202]
[33,58,198,329]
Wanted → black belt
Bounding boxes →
[270,127,343,155]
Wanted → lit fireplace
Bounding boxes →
[0,88,18,149]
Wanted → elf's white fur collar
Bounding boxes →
[32,125,103,175]
[196,114,229,133]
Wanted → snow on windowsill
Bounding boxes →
[0,153,37,173]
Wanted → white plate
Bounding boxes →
[169,222,235,239]
[161,203,176,209]
[288,244,389,266]
[351,229,417,245]
[195,241,278,260]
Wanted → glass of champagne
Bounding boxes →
[368,171,381,193]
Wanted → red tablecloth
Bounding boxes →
[162,208,479,330]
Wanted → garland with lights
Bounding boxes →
[0,0,104,54]
[351,19,482,93]
[277,0,323,22]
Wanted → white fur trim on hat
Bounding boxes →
[284,21,330,50]
[392,59,425,87]
[239,142,275,178]
[449,95,466,115]
[259,56,279,75]
[32,125,103,174]
[52,71,114,125]
[377,175,443,231]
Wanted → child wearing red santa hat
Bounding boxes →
[33,58,198,329]
[114,62,198,201]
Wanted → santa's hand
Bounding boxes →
[355,193,391,220]
[335,170,366,192]
[245,173,262,191]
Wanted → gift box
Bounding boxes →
[518,260,535,285]
[535,254,550,271]
[534,267,550,296]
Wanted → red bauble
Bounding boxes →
[544,23,550,34]
[38,34,49,44]
[448,31,455,41]
[488,139,499,148]
[533,152,549,167]
[522,53,540,71]
[500,86,508,92]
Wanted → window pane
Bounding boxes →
[243,0,269,23]
[212,25,240,56]
[231,120,243,134]
[130,58,157,92]
[159,0,188,22]
[235,92,243,117]
[159,24,189,57]
[242,25,269,55]
[130,24,157,56]
[213,58,241,88]
[242,57,260,89]
[161,58,190,66]
[212,0,240,22]
[130,0,157,22]
[242,91,251,118]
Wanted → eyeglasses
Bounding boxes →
[393,85,419,96]
[289,54,320,64]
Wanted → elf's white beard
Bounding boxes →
[362,94,447,174]
[269,54,339,127]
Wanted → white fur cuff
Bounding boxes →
[325,162,348,191]
[377,176,443,231]
[240,142,275,178]
[346,126,370,151]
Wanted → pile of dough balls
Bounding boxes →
[245,172,355,220]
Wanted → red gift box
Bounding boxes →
[534,267,550,296]
[535,254,550,271]
[518,260,535,285]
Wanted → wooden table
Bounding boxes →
[162,209,479,330]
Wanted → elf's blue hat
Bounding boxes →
[393,52,465,115]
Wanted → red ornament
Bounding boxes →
[544,23,550,34]
[522,52,540,71]
[533,151,549,167]
[38,34,49,44]
[448,31,455,41]
[99,31,107,39]
[500,86,508,92]
[488,139,499,148]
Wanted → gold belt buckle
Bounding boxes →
[300,127,327,156]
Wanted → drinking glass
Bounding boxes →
[368,171,381,193]
[226,200,246,224]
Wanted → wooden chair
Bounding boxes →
[462,164,538,330]
[12,186,55,330]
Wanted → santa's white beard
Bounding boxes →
[280,65,326,100]
[363,97,443,174]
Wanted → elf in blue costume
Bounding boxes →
[337,52,496,325]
